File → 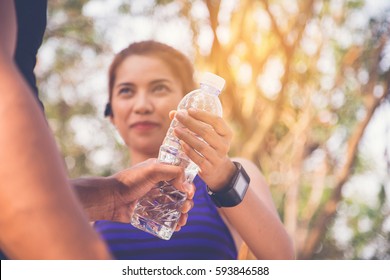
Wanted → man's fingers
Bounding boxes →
[176,213,188,231]
[180,199,194,214]
[150,163,185,188]
[183,182,195,199]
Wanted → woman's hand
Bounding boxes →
[172,110,295,259]
[172,109,237,191]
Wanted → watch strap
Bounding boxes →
[207,161,250,208]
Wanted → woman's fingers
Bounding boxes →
[186,109,232,138]
[169,110,176,120]
[172,108,236,189]
[174,127,216,169]
[174,109,231,156]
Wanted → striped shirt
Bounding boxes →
[94,176,237,260]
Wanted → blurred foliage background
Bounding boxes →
[36,0,390,259]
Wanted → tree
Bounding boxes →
[39,0,129,178]
[196,0,390,259]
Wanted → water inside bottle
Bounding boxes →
[131,181,187,240]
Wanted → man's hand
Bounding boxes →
[109,159,195,228]
[72,159,195,230]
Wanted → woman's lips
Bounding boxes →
[130,121,160,132]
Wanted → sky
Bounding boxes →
[365,0,390,16]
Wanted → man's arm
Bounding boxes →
[0,0,16,58]
[0,0,110,259]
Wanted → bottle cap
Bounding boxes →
[200,72,225,92]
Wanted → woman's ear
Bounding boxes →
[104,103,115,125]
[104,103,113,116]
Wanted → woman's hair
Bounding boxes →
[105,40,196,117]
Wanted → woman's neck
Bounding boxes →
[129,150,158,166]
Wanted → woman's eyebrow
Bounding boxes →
[116,82,134,88]
[149,79,171,85]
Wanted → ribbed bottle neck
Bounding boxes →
[200,83,221,96]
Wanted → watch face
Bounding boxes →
[235,173,248,199]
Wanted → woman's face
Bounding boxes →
[110,55,184,157]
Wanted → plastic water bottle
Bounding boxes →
[130,72,225,240]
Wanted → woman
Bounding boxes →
[94,40,294,260]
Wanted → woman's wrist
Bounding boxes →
[207,160,237,192]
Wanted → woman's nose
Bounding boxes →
[133,93,153,114]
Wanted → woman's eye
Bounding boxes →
[118,87,134,96]
[152,84,169,94]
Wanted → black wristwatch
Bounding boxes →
[207,161,250,208]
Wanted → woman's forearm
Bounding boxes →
[221,158,295,260]
[221,187,295,259]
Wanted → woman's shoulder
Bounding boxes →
[230,157,269,192]
[231,157,264,176]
